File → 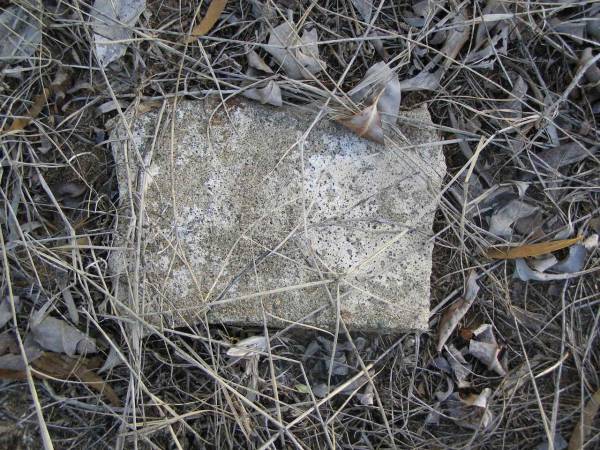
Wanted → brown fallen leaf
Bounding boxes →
[0,352,120,407]
[4,69,70,133]
[485,236,583,259]
[468,324,506,376]
[445,388,494,430]
[184,0,228,44]
[568,387,600,450]
[338,102,384,144]
[265,21,326,80]
[437,270,480,352]
[31,315,97,357]
[7,88,50,132]
[242,80,282,107]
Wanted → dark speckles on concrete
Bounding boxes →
[109,99,445,332]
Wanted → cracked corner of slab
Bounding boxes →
[109,99,445,332]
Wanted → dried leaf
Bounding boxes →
[568,387,600,450]
[485,236,582,259]
[398,67,443,92]
[533,143,598,172]
[0,2,42,64]
[464,26,508,70]
[226,335,267,358]
[5,69,70,133]
[439,11,470,68]
[242,80,282,106]
[446,345,472,388]
[514,258,584,282]
[403,0,429,27]
[312,383,330,398]
[489,199,538,239]
[552,245,587,273]
[349,61,401,124]
[580,47,600,84]
[0,296,20,329]
[437,271,479,352]
[0,352,121,406]
[31,316,97,357]
[468,324,506,376]
[247,49,273,73]
[184,0,228,43]
[0,335,43,371]
[536,433,568,450]
[475,0,509,47]
[445,388,494,430]
[91,0,146,67]
[54,182,87,198]
[499,354,545,395]
[7,87,50,132]
[530,255,558,272]
[351,0,373,22]
[265,22,325,79]
[550,18,586,41]
[338,102,384,144]
[583,234,598,250]
[434,375,455,402]
[98,345,125,374]
[498,75,528,121]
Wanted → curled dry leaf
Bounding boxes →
[184,0,228,43]
[242,80,282,107]
[265,21,325,79]
[445,388,494,430]
[514,258,585,282]
[91,0,146,67]
[580,47,600,84]
[533,143,598,172]
[0,352,121,406]
[530,254,559,272]
[5,69,71,133]
[464,26,508,70]
[475,0,510,47]
[0,1,42,64]
[337,61,401,143]
[351,0,373,22]
[583,234,598,250]
[31,316,97,357]
[568,386,600,450]
[446,345,472,388]
[498,75,528,122]
[552,245,587,273]
[398,67,444,92]
[338,102,384,144]
[499,354,545,395]
[400,6,469,90]
[488,199,538,238]
[437,270,480,352]
[349,61,401,124]
[468,324,506,376]
[53,181,87,198]
[537,434,568,450]
[247,49,273,73]
[0,334,43,371]
[226,335,267,358]
[0,296,20,329]
[99,344,125,374]
[486,236,583,259]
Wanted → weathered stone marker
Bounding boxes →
[110,99,445,331]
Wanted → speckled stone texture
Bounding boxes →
[109,99,445,331]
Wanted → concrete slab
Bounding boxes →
[109,99,445,331]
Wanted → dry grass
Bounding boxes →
[1,0,599,448]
